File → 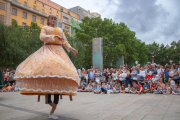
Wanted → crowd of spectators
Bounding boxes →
[77,60,180,95]
[1,68,16,92]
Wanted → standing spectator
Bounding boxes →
[124,68,131,87]
[8,72,14,85]
[146,65,154,80]
[89,69,95,81]
[144,65,148,74]
[131,67,138,84]
[136,64,141,74]
[157,65,164,76]
[112,70,118,81]
[95,69,100,83]
[169,65,179,84]
[118,70,124,86]
[152,65,157,75]
[151,60,156,66]
[178,65,180,85]
[164,66,170,83]
[140,67,146,80]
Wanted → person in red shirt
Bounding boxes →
[137,82,143,94]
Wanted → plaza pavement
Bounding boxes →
[0,92,180,120]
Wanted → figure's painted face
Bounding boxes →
[49,15,57,26]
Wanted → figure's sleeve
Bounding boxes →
[62,31,72,52]
[40,26,55,43]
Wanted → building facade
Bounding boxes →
[0,0,80,36]
[69,6,101,20]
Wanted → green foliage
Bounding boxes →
[0,21,42,68]
[63,30,85,69]
[75,17,148,68]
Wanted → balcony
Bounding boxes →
[62,19,72,26]
[7,0,48,18]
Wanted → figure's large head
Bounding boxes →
[47,14,57,26]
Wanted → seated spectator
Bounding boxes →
[101,82,108,94]
[157,79,166,93]
[150,83,157,93]
[7,83,12,92]
[169,78,175,89]
[137,82,143,94]
[80,80,86,86]
[77,85,82,92]
[11,83,16,92]
[154,85,163,94]
[107,82,110,90]
[81,84,86,92]
[130,82,138,94]
[172,84,179,95]
[115,80,120,91]
[2,84,7,92]
[125,84,131,93]
[110,79,115,89]
[165,83,171,94]
[120,84,125,93]
[143,82,150,93]
[86,84,93,92]
[92,82,97,91]
[94,83,101,94]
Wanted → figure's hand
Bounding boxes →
[70,47,78,55]
[55,35,63,41]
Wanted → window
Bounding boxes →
[24,1,27,6]
[0,14,4,22]
[0,2,5,10]
[33,5,36,10]
[32,15,36,22]
[58,22,62,28]
[23,12,27,18]
[42,9,44,13]
[49,12,51,15]
[11,19,16,25]
[41,18,44,24]
[63,17,68,22]
[14,0,17,2]
[65,26,69,31]
[22,22,27,28]
[12,8,17,15]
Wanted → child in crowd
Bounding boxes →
[2,84,7,92]
[80,80,86,86]
[86,84,92,92]
[11,83,16,92]
[164,66,170,83]
[169,78,175,89]
[101,82,108,94]
[172,84,179,95]
[94,83,101,94]
[143,82,150,93]
[120,84,125,93]
[125,84,131,93]
[81,84,86,92]
[165,83,171,94]
[150,83,157,92]
[107,82,110,90]
[77,85,82,92]
[110,79,115,89]
[130,83,138,94]
[115,80,120,91]
[137,82,143,94]
[154,85,163,94]
[92,82,97,91]
[7,83,12,92]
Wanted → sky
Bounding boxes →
[52,0,180,45]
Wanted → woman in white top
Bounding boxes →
[118,70,124,86]
[140,67,146,80]
[112,69,118,80]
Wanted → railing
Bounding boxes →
[62,19,72,26]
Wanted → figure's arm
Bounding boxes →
[61,31,71,52]
[40,27,55,43]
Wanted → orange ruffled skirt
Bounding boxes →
[14,44,80,95]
